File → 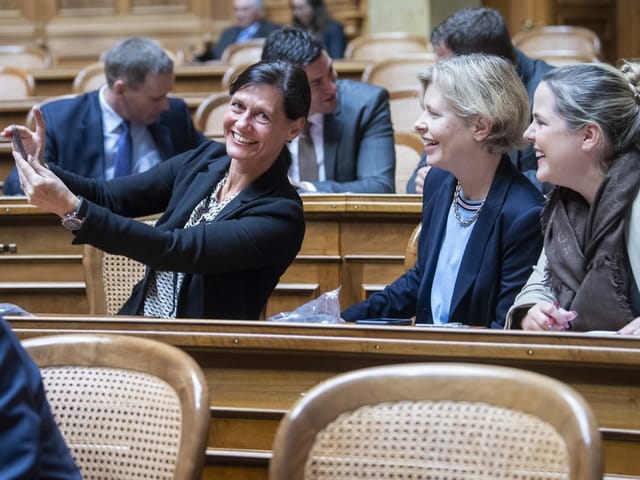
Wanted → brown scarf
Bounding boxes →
[543,149,640,331]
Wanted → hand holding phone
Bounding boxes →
[11,125,28,160]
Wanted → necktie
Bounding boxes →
[113,121,132,177]
[298,122,318,182]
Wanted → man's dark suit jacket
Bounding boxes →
[0,316,82,479]
[3,91,205,195]
[342,157,544,328]
[206,20,279,60]
[55,142,304,320]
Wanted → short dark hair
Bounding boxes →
[261,26,325,67]
[104,37,174,89]
[431,7,516,64]
[229,61,311,121]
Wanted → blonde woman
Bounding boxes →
[342,54,544,328]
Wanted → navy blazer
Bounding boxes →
[312,79,395,193]
[342,157,544,328]
[0,317,82,479]
[4,91,205,195]
[55,141,304,320]
[211,20,280,60]
[319,20,346,59]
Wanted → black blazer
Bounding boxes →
[55,142,305,320]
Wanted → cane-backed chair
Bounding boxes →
[0,44,52,69]
[193,91,231,140]
[220,38,265,64]
[23,333,210,480]
[221,62,251,90]
[344,32,429,61]
[404,222,421,269]
[361,53,436,90]
[394,132,423,194]
[270,363,603,480]
[83,217,158,315]
[513,25,602,61]
[72,61,106,93]
[0,65,35,99]
[388,87,423,134]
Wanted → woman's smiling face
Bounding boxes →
[224,84,298,167]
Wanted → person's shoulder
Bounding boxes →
[500,159,545,207]
[167,96,189,110]
[41,91,97,122]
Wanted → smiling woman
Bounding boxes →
[2,61,311,321]
[341,54,544,328]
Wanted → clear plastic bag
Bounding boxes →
[267,286,342,324]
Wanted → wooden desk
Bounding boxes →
[8,316,640,479]
[28,61,369,97]
[0,195,422,316]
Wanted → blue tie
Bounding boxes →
[113,121,132,177]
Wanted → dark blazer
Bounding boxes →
[319,19,346,59]
[55,141,304,320]
[211,20,280,60]
[313,79,395,193]
[0,316,82,479]
[3,91,205,195]
[342,157,544,328]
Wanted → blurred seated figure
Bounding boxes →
[4,36,205,196]
[290,0,346,59]
[0,315,82,479]
[406,7,554,194]
[194,0,279,62]
[342,55,543,328]
[506,61,640,333]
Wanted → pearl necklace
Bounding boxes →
[452,182,484,227]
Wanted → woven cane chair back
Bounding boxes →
[394,132,423,194]
[388,87,423,134]
[361,53,436,91]
[270,363,603,480]
[23,333,209,480]
[83,217,157,315]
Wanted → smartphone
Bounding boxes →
[11,125,28,159]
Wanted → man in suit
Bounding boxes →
[3,37,205,196]
[262,26,395,193]
[195,0,280,61]
[406,7,554,194]
[0,315,82,479]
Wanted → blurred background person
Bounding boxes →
[406,7,553,195]
[290,0,346,59]
[507,61,640,332]
[4,37,205,196]
[262,26,395,193]
[195,0,279,61]
[342,54,543,328]
[5,61,310,321]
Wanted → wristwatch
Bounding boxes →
[61,197,86,231]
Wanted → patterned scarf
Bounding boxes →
[543,149,640,331]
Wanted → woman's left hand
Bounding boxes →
[618,317,640,335]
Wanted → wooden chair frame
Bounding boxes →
[0,65,35,98]
[220,38,265,64]
[23,333,210,480]
[270,363,603,480]
[72,62,106,94]
[193,91,231,140]
[361,53,437,90]
[0,44,52,69]
[394,131,423,195]
[344,32,429,61]
[513,25,602,60]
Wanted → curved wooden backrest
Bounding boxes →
[394,132,423,195]
[83,217,158,315]
[193,91,231,140]
[361,53,436,90]
[270,363,603,480]
[72,62,106,93]
[403,222,421,269]
[513,25,602,60]
[221,62,252,91]
[525,50,600,66]
[23,333,210,480]
[220,38,265,64]
[0,65,35,99]
[0,44,52,69]
[388,87,423,134]
[344,32,429,61]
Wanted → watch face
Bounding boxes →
[61,215,83,231]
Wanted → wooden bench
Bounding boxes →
[8,315,640,480]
